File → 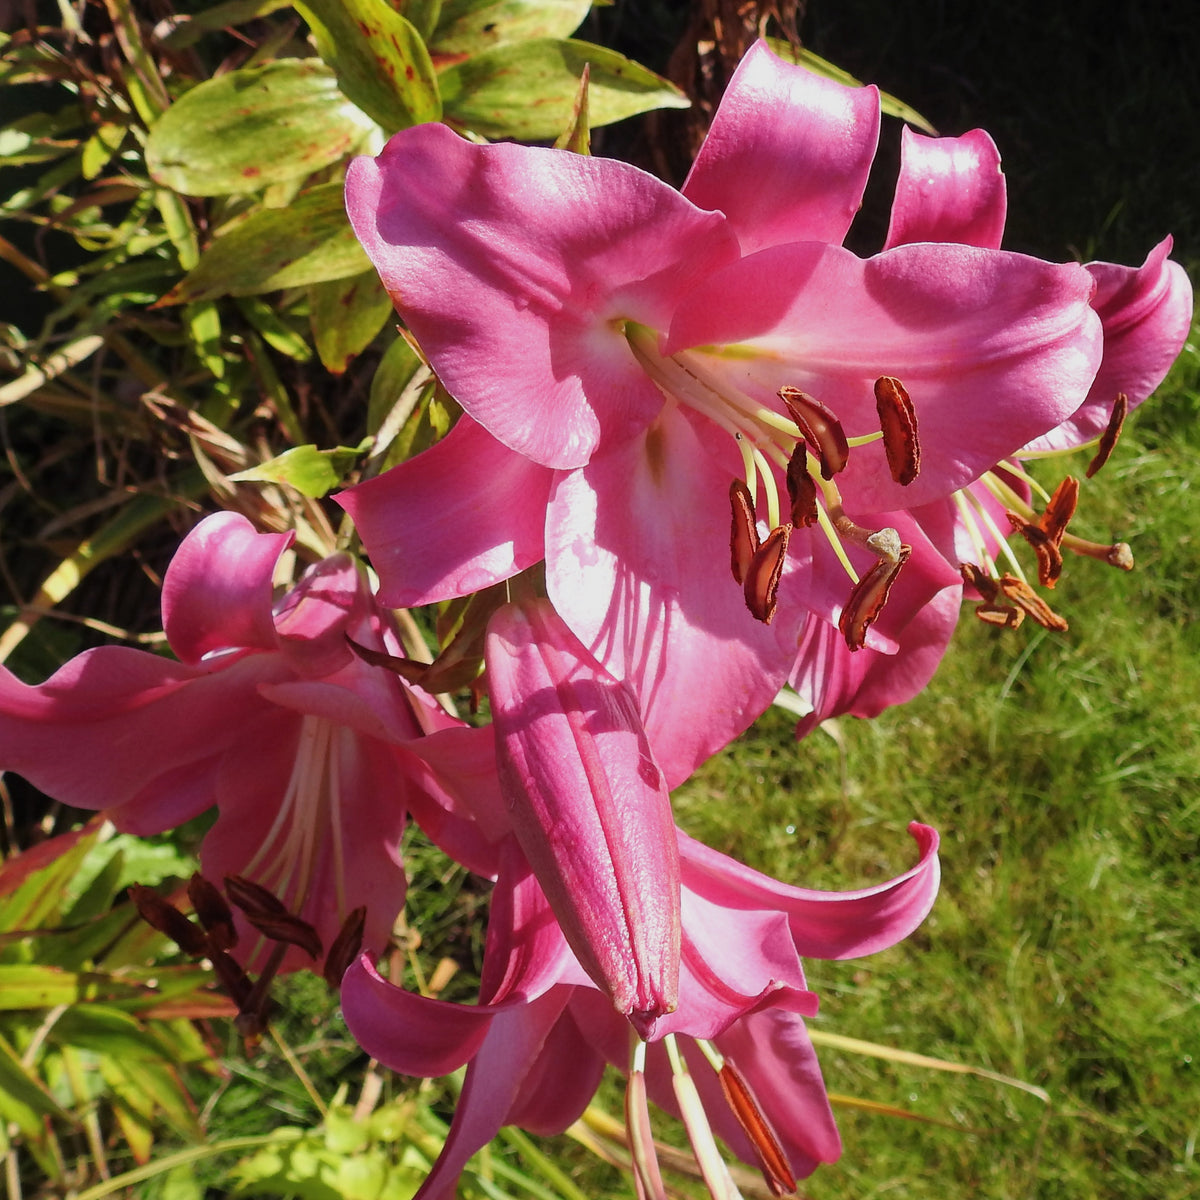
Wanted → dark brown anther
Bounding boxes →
[225,876,323,959]
[188,873,237,952]
[977,604,1025,628]
[743,523,791,624]
[729,479,760,584]
[1006,511,1064,588]
[784,445,819,527]
[129,883,209,956]
[1008,475,1079,587]
[997,574,1069,632]
[322,906,367,988]
[1086,393,1128,478]
[211,948,256,1009]
[838,545,912,650]
[874,376,921,486]
[778,387,849,479]
[718,1062,797,1196]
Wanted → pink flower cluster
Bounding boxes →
[0,41,1188,1199]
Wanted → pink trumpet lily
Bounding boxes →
[339,41,1107,780]
[0,512,489,972]
[342,822,940,1200]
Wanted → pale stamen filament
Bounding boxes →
[240,714,340,924]
[953,489,999,576]
[962,487,1029,581]
[664,1035,745,1200]
[992,458,1053,505]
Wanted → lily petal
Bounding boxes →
[1024,237,1194,452]
[683,40,881,253]
[162,511,290,663]
[667,240,1103,511]
[884,127,1007,251]
[546,406,788,787]
[337,417,554,608]
[679,822,940,959]
[345,123,740,469]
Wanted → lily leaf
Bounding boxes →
[309,270,395,374]
[146,60,374,196]
[431,0,591,54]
[295,0,441,131]
[232,440,373,498]
[158,184,368,305]
[440,37,689,140]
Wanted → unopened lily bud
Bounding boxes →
[486,599,681,1038]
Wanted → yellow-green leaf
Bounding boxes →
[146,60,376,196]
[309,269,394,373]
[439,38,689,141]
[158,184,368,305]
[431,0,590,54]
[295,0,441,131]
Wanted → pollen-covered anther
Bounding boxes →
[744,523,792,625]
[785,445,819,527]
[778,386,848,479]
[322,905,367,988]
[960,563,1025,628]
[718,1060,797,1196]
[225,875,324,960]
[1006,512,1064,588]
[997,574,1069,632]
[1086,393,1128,478]
[129,883,209,957]
[838,544,912,651]
[729,479,760,584]
[874,376,921,486]
[1008,475,1079,587]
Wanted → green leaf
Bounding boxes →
[439,38,689,141]
[159,0,294,50]
[309,269,394,374]
[431,0,590,54]
[0,1029,71,1129]
[232,440,372,498]
[235,296,313,362]
[0,965,144,1009]
[158,184,368,304]
[295,0,441,131]
[0,824,102,932]
[145,60,376,196]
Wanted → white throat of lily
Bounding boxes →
[624,322,918,649]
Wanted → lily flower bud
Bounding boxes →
[485,599,681,1038]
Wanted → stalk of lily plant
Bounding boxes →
[338,40,1110,782]
[0,512,493,974]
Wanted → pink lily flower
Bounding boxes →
[338,41,1106,779]
[341,822,940,1200]
[0,512,492,972]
